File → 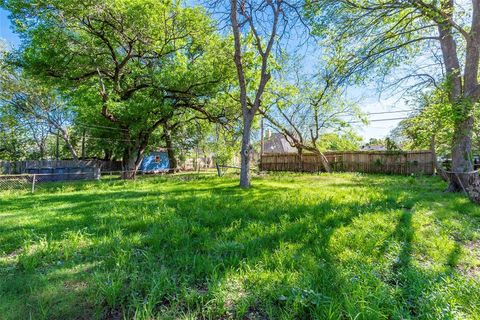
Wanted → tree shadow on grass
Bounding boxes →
[1,174,479,319]
[375,206,477,319]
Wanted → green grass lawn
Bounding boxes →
[0,173,479,320]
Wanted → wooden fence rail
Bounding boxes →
[260,151,435,175]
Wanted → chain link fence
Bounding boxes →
[0,167,221,194]
[0,170,150,194]
[0,174,34,193]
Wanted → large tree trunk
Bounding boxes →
[163,123,177,173]
[465,176,480,203]
[240,114,253,188]
[121,137,148,179]
[230,0,277,188]
[449,0,480,193]
[430,133,448,182]
[435,0,480,194]
[232,0,253,189]
[39,144,45,160]
[121,146,145,179]
[166,146,177,173]
[437,13,467,191]
[103,148,112,161]
[447,114,475,191]
[297,147,303,172]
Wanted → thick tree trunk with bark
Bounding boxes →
[437,0,480,196]
[103,149,112,161]
[231,0,254,188]
[437,17,476,192]
[430,134,448,182]
[296,147,303,172]
[447,115,475,191]
[121,135,149,179]
[240,114,253,188]
[121,145,145,179]
[230,0,281,188]
[163,124,177,173]
[39,145,45,160]
[166,147,177,173]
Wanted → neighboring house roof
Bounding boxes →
[263,133,296,153]
[360,145,387,151]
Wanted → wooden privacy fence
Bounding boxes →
[0,159,122,174]
[260,150,435,175]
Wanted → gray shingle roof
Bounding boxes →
[263,133,296,153]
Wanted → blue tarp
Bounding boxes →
[140,151,170,173]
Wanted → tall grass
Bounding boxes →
[0,173,479,319]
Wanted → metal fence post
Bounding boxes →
[31,174,36,193]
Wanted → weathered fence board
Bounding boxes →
[260,151,435,175]
[25,167,101,182]
[0,159,122,174]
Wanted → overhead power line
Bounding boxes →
[80,135,132,143]
[365,108,420,115]
[76,123,128,132]
[349,117,409,124]
[81,134,194,150]
[300,113,413,124]
[29,108,422,135]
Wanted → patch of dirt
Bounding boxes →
[219,305,268,320]
[458,240,480,279]
[223,279,246,311]
[195,283,209,295]
[63,280,88,292]
[465,240,480,256]
[242,306,268,320]
[0,248,22,261]
[104,308,123,320]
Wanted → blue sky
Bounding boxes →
[0,9,19,48]
[0,7,404,141]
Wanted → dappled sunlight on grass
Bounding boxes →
[1,173,479,319]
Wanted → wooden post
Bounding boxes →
[31,174,36,193]
[94,167,101,180]
[56,130,60,161]
[81,129,86,159]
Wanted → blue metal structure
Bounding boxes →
[140,150,170,173]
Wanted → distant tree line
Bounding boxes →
[2,0,480,202]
